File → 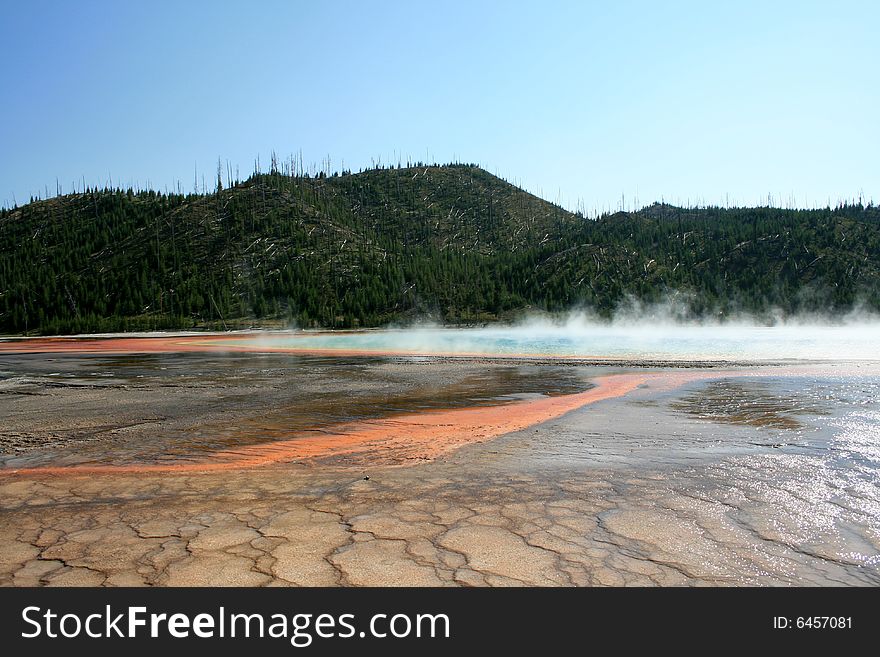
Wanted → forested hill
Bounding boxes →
[1,163,879,334]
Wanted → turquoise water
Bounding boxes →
[244,324,880,361]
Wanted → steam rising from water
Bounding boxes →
[254,307,880,362]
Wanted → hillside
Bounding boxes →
[1,164,879,334]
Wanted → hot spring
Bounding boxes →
[235,323,880,362]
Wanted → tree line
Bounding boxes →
[1,164,878,334]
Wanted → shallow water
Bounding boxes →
[0,353,597,468]
[1,335,879,586]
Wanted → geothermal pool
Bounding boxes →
[4,323,880,362]
[1,327,879,586]
[232,324,880,361]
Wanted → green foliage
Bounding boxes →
[1,165,878,334]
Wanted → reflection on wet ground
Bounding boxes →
[0,353,594,468]
[670,378,830,429]
[0,350,879,586]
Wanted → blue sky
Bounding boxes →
[1,0,877,212]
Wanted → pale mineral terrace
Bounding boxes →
[1,347,878,586]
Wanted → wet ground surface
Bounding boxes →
[0,353,594,468]
[0,348,878,586]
